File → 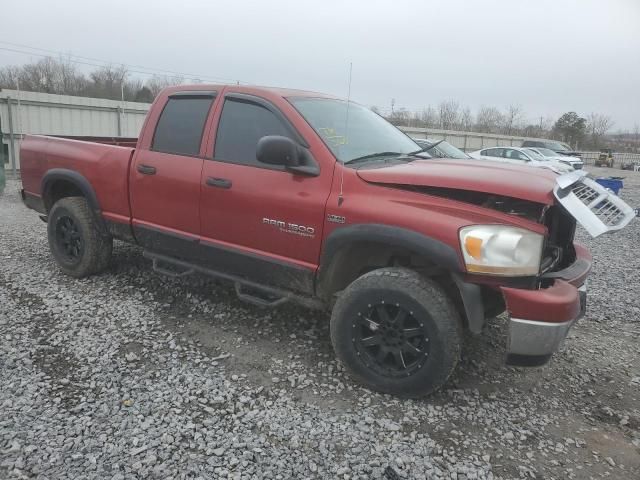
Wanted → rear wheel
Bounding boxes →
[47,197,112,278]
[330,267,461,397]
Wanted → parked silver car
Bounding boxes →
[469,146,574,173]
[523,147,584,170]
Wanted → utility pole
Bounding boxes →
[539,116,545,137]
[119,71,126,137]
[391,98,395,115]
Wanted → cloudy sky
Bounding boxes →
[2,0,639,129]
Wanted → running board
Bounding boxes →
[143,251,323,310]
[234,283,290,308]
[151,256,194,278]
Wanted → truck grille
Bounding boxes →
[571,180,629,228]
[572,182,599,203]
[554,172,635,237]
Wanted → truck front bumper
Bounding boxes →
[502,244,590,367]
[505,283,586,366]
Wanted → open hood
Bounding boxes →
[356,159,558,205]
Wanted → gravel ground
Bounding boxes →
[1,167,639,479]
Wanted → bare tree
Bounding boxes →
[475,106,503,133]
[0,65,22,89]
[0,57,184,102]
[459,107,473,131]
[55,57,87,95]
[145,75,184,97]
[586,113,614,149]
[388,108,412,127]
[438,100,459,130]
[86,65,129,99]
[0,57,83,95]
[502,104,523,135]
[419,106,438,128]
[540,116,554,136]
[634,123,640,153]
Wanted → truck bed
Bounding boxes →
[20,135,136,222]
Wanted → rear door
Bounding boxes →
[479,148,506,163]
[198,93,333,293]
[130,91,216,253]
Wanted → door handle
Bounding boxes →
[206,177,232,189]
[137,164,157,175]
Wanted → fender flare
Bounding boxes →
[41,168,106,232]
[316,223,486,333]
[318,224,463,274]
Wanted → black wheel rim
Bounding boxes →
[352,302,431,378]
[55,215,84,261]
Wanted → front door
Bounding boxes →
[130,92,216,254]
[199,94,333,293]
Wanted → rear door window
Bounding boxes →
[152,96,215,156]
[483,148,502,157]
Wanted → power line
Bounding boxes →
[0,40,245,84]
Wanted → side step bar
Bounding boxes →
[143,251,324,310]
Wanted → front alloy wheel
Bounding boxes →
[352,302,431,378]
[330,267,461,397]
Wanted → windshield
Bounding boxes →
[523,148,546,160]
[535,147,559,157]
[289,98,419,163]
[544,141,571,151]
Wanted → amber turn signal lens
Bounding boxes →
[464,236,483,260]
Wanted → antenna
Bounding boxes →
[338,62,353,206]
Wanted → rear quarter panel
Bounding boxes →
[21,135,135,220]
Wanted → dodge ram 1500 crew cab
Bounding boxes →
[19,85,635,396]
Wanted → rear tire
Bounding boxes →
[330,267,461,397]
[47,197,113,278]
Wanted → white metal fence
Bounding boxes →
[0,89,150,173]
[400,126,640,168]
[399,126,542,153]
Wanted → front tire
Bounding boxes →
[47,197,113,278]
[330,267,461,397]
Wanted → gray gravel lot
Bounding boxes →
[1,167,639,479]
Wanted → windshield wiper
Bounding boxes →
[345,151,404,164]
[408,139,444,156]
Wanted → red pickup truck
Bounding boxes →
[19,85,635,396]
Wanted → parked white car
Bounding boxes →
[411,138,471,159]
[469,146,574,173]
[523,147,584,170]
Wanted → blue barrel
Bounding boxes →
[595,177,623,195]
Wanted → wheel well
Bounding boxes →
[44,180,84,212]
[318,241,446,295]
[318,241,471,328]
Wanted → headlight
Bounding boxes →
[459,225,544,276]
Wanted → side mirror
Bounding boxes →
[257,135,299,167]
[256,135,319,176]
